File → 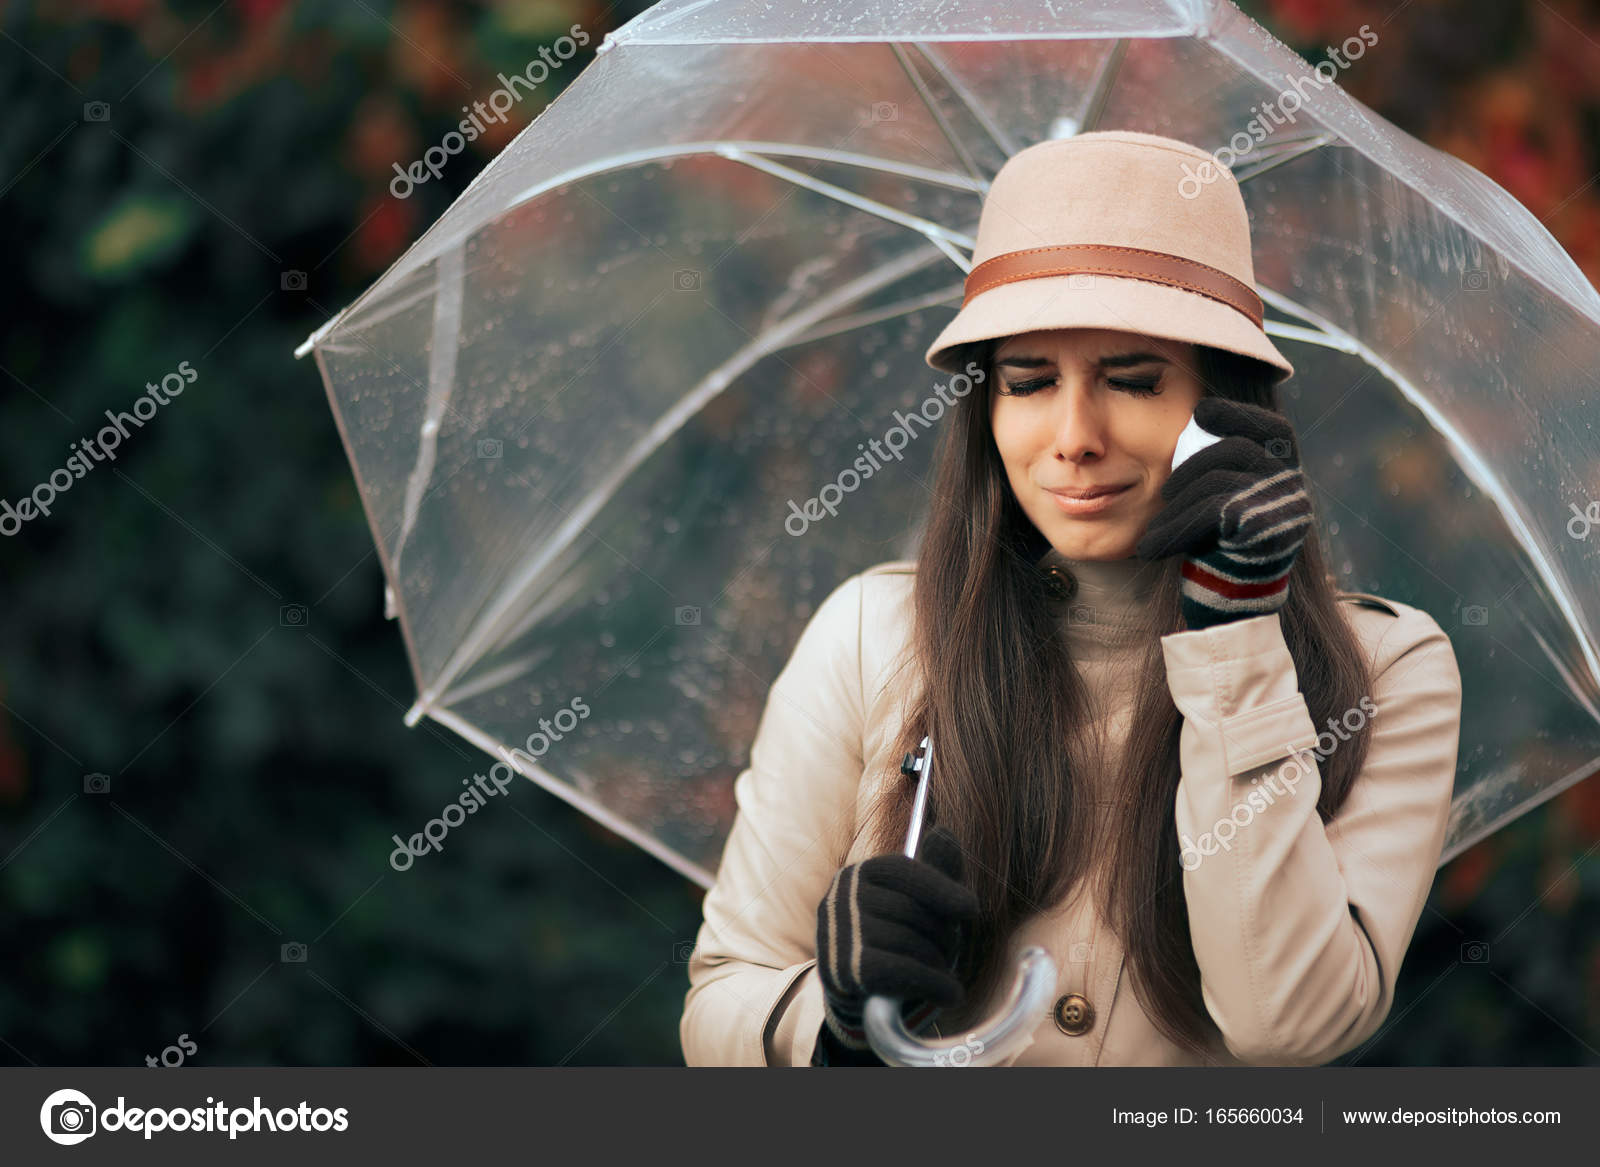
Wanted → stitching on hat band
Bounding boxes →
[962,244,1264,329]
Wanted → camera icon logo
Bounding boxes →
[476,438,503,460]
[83,772,111,794]
[675,606,701,626]
[40,1088,97,1145]
[83,102,110,122]
[672,940,696,963]
[1067,273,1094,290]
[869,101,899,123]
[1264,437,1293,460]
[280,270,308,292]
[673,269,701,292]
[1460,940,1490,964]
[1461,269,1489,290]
[281,942,308,963]
[279,604,308,628]
[1460,605,1488,627]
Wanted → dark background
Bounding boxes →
[2,0,1596,1066]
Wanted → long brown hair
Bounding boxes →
[866,340,1373,1054]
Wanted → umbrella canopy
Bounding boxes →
[298,0,1600,888]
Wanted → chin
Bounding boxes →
[1047,523,1139,562]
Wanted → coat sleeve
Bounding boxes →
[679,572,867,1065]
[1159,603,1462,1066]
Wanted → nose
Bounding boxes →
[1051,378,1107,463]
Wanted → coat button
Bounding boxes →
[1053,992,1095,1036]
[1041,565,1077,600]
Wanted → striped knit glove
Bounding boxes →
[811,825,977,1065]
[1136,397,1313,631]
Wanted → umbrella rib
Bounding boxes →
[1258,283,1600,705]
[1262,319,1356,353]
[1073,37,1128,135]
[911,42,1019,159]
[297,144,983,358]
[392,242,466,572]
[427,704,717,889]
[435,646,554,709]
[473,541,602,674]
[409,244,952,714]
[1231,132,1340,185]
[1526,619,1600,726]
[717,146,975,269]
[785,281,968,349]
[889,42,990,187]
[303,281,436,359]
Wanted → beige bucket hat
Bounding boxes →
[924,130,1293,383]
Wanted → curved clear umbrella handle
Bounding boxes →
[861,735,1056,1066]
[863,946,1057,1067]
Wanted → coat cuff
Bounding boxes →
[1161,610,1320,776]
[763,960,828,1066]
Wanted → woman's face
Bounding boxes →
[989,328,1206,561]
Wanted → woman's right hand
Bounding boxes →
[812,825,978,1062]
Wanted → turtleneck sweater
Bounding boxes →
[1034,546,1166,807]
[1017,547,1174,973]
[1036,546,1165,641]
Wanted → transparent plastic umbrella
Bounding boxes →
[296,0,1600,1033]
[864,736,1058,1067]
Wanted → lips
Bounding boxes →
[1045,483,1133,500]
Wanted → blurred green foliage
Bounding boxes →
[0,0,1595,1066]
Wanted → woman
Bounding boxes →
[679,131,1463,1066]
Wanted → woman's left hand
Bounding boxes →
[1136,397,1314,631]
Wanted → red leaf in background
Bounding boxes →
[1438,838,1496,909]
[0,700,25,805]
[392,0,470,103]
[353,195,417,272]
[1492,137,1555,209]
[347,96,419,182]
[1555,771,1600,843]
[237,0,292,27]
[1264,0,1341,42]
[89,0,155,22]
[1535,2,1600,102]
[182,58,228,109]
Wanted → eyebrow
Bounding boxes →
[994,351,1170,370]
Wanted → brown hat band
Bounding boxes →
[962,244,1265,329]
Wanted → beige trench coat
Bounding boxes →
[679,560,1463,1066]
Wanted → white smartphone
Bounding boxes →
[1171,411,1223,473]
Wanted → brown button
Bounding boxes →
[1053,992,1095,1036]
[1042,565,1077,600]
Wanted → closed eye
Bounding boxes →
[998,373,1164,398]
